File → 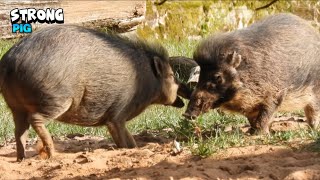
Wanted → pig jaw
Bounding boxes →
[183,90,218,120]
[183,101,201,120]
[159,76,179,106]
[156,81,181,108]
[165,81,179,104]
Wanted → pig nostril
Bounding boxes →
[190,115,197,120]
[183,113,197,120]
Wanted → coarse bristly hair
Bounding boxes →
[124,35,169,62]
[193,32,239,67]
[80,26,169,62]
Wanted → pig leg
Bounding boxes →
[106,122,124,147]
[253,91,286,134]
[107,121,134,148]
[255,106,275,134]
[28,114,54,159]
[246,116,258,135]
[124,128,137,148]
[13,111,30,161]
[246,107,273,135]
[304,103,320,129]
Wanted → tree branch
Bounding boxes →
[255,0,279,11]
[154,0,168,6]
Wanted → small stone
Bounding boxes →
[66,133,84,139]
[196,167,205,171]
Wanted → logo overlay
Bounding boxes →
[10,8,64,33]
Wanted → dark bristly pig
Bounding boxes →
[169,56,198,83]
[168,56,198,98]
[184,13,320,134]
[0,25,187,161]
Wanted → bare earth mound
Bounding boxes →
[0,120,320,180]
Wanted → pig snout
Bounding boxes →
[183,91,219,120]
[183,98,204,120]
[183,110,199,120]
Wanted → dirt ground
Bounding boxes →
[1,118,320,180]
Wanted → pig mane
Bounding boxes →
[76,26,169,62]
[126,36,169,61]
[110,33,169,61]
[193,32,241,67]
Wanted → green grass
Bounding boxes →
[1,35,320,158]
[0,40,17,143]
[0,39,18,58]
[0,97,15,143]
[161,38,198,58]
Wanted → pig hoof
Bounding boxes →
[309,122,320,130]
[269,129,276,135]
[247,127,271,136]
[38,146,53,159]
[247,127,258,135]
[16,153,26,162]
[17,157,25,162]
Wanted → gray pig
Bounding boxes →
[0,25,186,161]
[184,13,320,134]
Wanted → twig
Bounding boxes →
[255,0,279,11]
[154,0,168,6]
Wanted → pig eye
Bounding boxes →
[214,74,223,84]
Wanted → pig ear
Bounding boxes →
[153,56,163,77]
[228,51,242,68]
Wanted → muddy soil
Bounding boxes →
[0,118,320,180]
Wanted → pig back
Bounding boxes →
[231,13,320,92]
[0,25,157,125]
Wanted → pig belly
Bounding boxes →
[56,108,107,127]
[278,86,315,112]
